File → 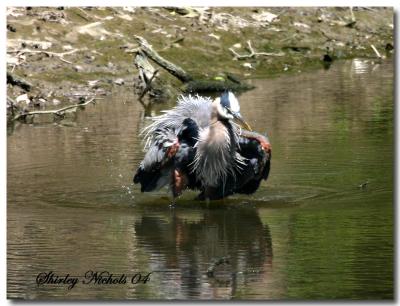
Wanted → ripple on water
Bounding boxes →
[7,59,393,299]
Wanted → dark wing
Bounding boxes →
[235,131,271,194]
[134,118,200,193]
[133,128,179,192]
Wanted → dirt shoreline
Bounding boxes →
[6,7,393,121]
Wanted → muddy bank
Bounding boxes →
[6,7,393,121]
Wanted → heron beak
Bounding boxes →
[232,112,252,131]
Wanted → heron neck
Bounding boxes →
[210,105,230,126]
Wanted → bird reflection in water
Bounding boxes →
[134,206,272,299]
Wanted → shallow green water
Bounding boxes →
[7,59,393,300]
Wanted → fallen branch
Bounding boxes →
[12,98,97,122]
[75,8,91,21]
[229,40,284,60]
[134,51,166,101]
[133,36,256,97]
[139,69,159,101]
[134,35,193,82]
[7,72,32,91]
[9,48,79,64]
[153,10,175,22]
[135,51,157,82]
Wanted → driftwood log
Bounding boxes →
[134,51,162,101]
[133,36,254,102]
[134,35,192,83]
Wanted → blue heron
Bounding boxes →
[133,92,271,201]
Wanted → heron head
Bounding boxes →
[214,92,252,130]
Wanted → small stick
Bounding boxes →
[229,40,284,60]
[370,44,382,59]
[64,93,98,97]
[59,57,73,64]
[12,98,97,122]
[8,49,79,64]
[246,40,255,55]
[349,7,356,22]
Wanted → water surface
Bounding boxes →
[7,59,393,300]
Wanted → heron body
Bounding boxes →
[133,92,271,201]
[193,99,245,188]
